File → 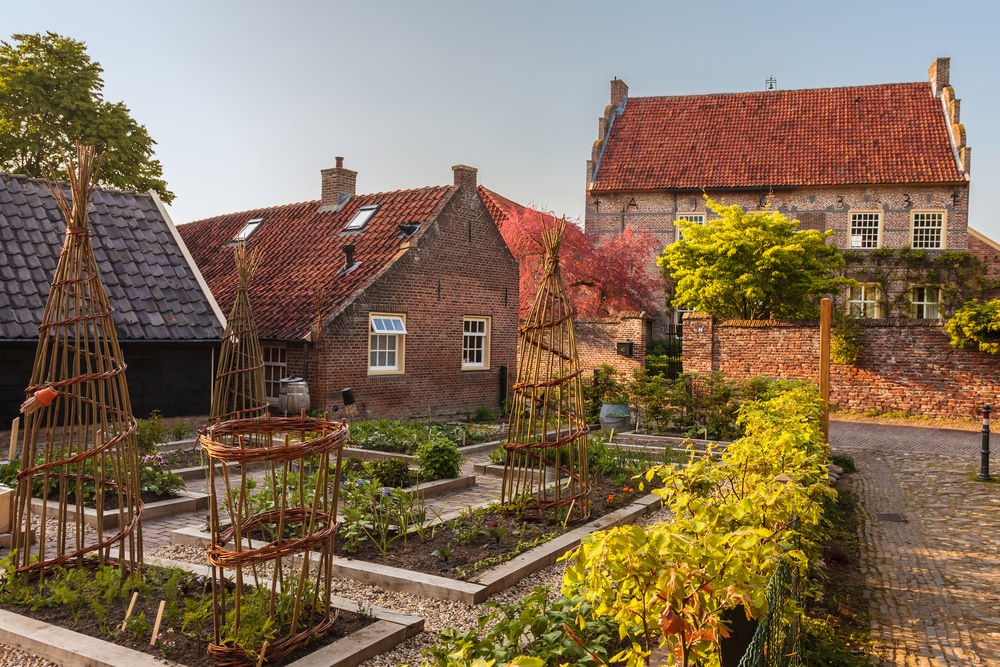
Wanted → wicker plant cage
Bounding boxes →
[10,144,143,580]
[201,416,347,666]
[210,244,269,423]
[501,217,590,522]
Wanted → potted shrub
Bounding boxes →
[593,365,631,433]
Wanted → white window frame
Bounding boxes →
[369,313,406,374]
[262,344,287,401]
[345,205,379,231]
[911,211,946,249]
[847,284,880,319]
[849,211,882,249]
[911,285,941,319]
[675,213,704,241]
[462,316,490,370]
[232,218,264,244]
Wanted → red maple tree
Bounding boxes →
[481,188,661,318]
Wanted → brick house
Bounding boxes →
[0,173,226,429]
[585,58,1000,334]
[178,160,519,420]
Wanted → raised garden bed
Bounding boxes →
[0,557,423,667]
[172,489,663,605]
[30,490,209,530]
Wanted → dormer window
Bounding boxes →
[232,218,264,244]
[345,205,379,231]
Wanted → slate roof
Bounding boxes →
[590,82,965,192]
[0,173,224,341]
[178,186,455,341]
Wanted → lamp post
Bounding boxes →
[979,404,992,482]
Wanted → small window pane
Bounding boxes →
[850,213,880,249]
[912,212,944,249]
[847,284,879,318]
[911,286,940,319]
[233,218,264,243]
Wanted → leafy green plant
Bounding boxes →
[135,409,167,456]
[432,542,453,565]
[362,457,412,488]
[416,436,463,480]
[167,421,191,441]
[424,586,619,666]
[831,317,863,365]
[470,405,496,422]
[138,454,186,497]
[946,299,1000,354]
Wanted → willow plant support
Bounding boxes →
[501,216,590,522]
[201,416,347,667]
[210,244,269,423]
[11,144,143,581]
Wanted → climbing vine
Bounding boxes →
[840,248,999,318]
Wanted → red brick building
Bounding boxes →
[586,58,999,333]
[179,160,519,420]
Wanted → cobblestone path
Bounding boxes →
[831,420,1000,666]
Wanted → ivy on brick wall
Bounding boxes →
[840,248,1000,318]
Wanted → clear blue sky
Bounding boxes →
[7,0,1000,240]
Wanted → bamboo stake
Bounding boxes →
[150,599,166,645]
[120,591,139,631]
[7,418,18,460]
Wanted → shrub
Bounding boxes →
[362,458,412,488]
[167,421,191,441]
[946,299,1000,354]
[415,436,463,480]
[135,409,167,456]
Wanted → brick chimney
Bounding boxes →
[320,156,357,211]
[928,58,950,97]
[611,78,628,108]
[453,164,477,191]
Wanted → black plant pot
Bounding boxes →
[720,604,758,667]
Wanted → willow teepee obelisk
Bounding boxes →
[210,244,269,423]
[11,144,143,579]
[501,216,590,522]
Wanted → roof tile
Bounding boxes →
[180,186,455,340]
[0,173,224,341]
[591,82,964,191]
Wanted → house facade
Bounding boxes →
[178,160,519,420]
[585,59,999,332]
[0,174,226,429]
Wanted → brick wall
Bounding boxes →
[309,171,519,420]
[574,313,648,379]
[683,315,1000,419]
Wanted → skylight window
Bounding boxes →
[370,315,407,335]
[345,205,379,231]
[233,218,264,243]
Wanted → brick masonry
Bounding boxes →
[283,170,520,420]
[684,314,1000,419]
[573,313,648,379]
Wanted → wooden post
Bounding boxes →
[7,417,18,460]
[819,298,832,442]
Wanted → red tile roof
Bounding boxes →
[178,187,454,340]
[590,82,964,192]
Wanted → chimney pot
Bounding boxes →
[336,156,344,168]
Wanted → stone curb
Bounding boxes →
[29,490,209,530]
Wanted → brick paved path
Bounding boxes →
[830,420,1000,666]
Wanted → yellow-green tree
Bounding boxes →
[659,198,847,320]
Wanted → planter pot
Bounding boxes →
[599,403,631,433]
